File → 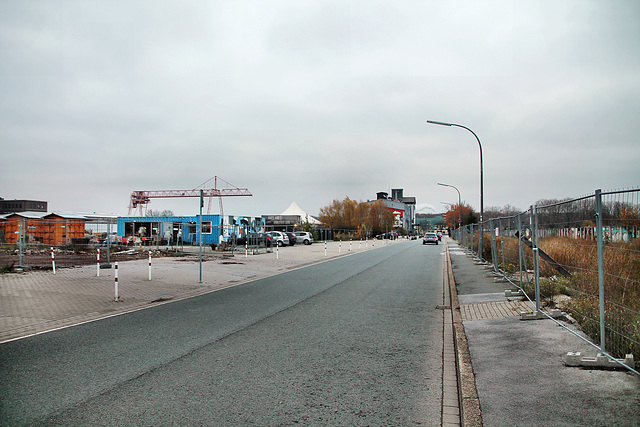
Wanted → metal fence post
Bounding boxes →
[490,218,498,272]
[470,223,474,254]
[465,225,469,249]
[517,213,523,287]
[595,189,606,353]
[531,205,541,312]
[18,219,24,267]
[499,217,506,276]
[478,221,484,261]
[463,225,468,249]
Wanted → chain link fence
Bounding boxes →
[452,188,640,374]
[0,217,167,270]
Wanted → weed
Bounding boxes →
[1,262,14,274]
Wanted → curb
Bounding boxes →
[445,240,483,426]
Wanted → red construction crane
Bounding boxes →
[128,176,252,216]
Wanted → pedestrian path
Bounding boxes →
[460,298,534,321]
[446,239,640,426]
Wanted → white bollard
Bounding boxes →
[324,241,327,256]
[339,241,342,254]
[97,248,100,277]
[276,243,279,259]
[51,247,56,274]
[148,251,152,281]
[245,241,248,258]
[114,262,120,301]
[349,239,352,251]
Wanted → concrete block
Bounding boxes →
[520,309,563,320]
[548,308,562,318]
[504,289,524,297]
[564,352,635,369]
[520,310,545,320]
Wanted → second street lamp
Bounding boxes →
[438,182,461,229]
[427,120,484,259]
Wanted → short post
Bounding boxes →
[114,262,120,301]
[97,248,100,277]
[276,243,279,259]
[148,251,152,281]
[349,239,352,251]
[324,241,327,256]
[245,241,248,258]
[51,247,56,274]
[339,241,342,254]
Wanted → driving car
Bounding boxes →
[293,231,314,245]
[423,232,439,245]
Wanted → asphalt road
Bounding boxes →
[1,241,445,426]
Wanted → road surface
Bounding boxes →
[1,241,445,425]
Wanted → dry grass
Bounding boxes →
[483,235,640,359]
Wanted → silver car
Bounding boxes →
[267,231,290,247]
[293,231,314,245]
[422,232,439,245]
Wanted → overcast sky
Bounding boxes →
[1,1,639,218]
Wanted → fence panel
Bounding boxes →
[598,190,640,359]
[453,188,640,370]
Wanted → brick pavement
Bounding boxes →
[460,299,535,321]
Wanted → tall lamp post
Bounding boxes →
[427,120,484,259]
[438,182,461,229]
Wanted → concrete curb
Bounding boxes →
[445,240,483,426]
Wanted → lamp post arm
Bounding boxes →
[428,120,483,223]
[450,124,482,223]
[428,119,485,259]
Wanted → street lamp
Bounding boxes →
[427,120,484,259]
[438,182,461,229]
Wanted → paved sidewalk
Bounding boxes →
[447,239,640,426]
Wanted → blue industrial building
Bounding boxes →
[116,215,264,246]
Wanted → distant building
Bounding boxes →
[0,198,47,214]
[263,202,321,232]
[0,212,85,245]
[369,189,416,232]
[116,214,264,246]
[415,213,445,231]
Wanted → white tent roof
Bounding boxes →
[281,202,321,224]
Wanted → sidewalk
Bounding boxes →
[447,239,640,426]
